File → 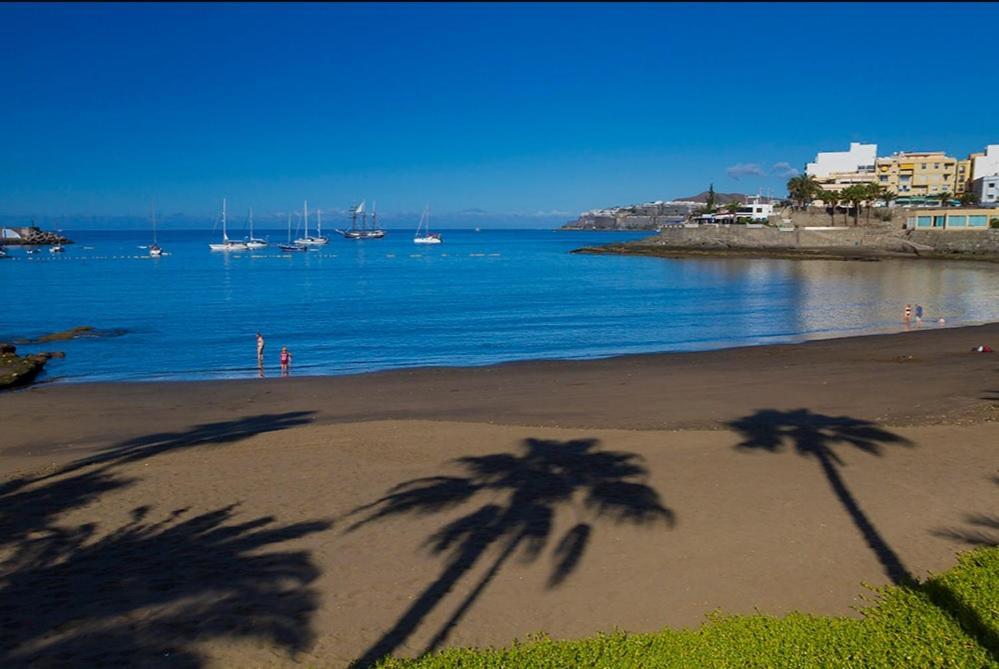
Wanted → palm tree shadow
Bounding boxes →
[0,412,332,668]
[728,409,915,585]
[345,437,674,668]
[0,472,332,667]
[928,477,999,662]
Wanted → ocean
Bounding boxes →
[2,228,998,383]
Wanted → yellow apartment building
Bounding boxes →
[875,151,961,197]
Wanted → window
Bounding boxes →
[933,163,940,169]
[921,163,927,169]
[917,216,932,227]
[968,215,988,227]
[947,215,966,227]
[880,176,888,182]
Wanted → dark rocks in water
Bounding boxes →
[34,326,95,342]
[0,342,15,354]
[14,326,128,345]
[0,351,49,390]
[0,226,73,246]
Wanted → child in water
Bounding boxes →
[280,346,292,376]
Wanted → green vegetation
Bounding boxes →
[787,174,821,210]
[374,546,998,669]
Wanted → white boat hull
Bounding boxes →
[245,240,268,249]
[209,242,249,251]
[414,236,442,244]
[294,237,329,247]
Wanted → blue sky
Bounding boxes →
[2,2,998,224]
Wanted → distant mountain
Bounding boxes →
[676,191,783,204]
[676,191,748,204]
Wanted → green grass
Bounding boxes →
[373,546,998,668]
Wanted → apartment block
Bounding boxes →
[875,152,960,197]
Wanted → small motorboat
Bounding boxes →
[49,244,65,254]
[149,243,164,257]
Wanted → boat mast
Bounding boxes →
[287,213,291,243]
[249,207,254,239]
[317,209,322,238]
[303,200,309,238]
[372,201,377,231]
[222,197,228,242]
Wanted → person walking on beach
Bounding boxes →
[256,332,265,364]
[280,346,292,376]
[903,304,912,323]
[915,304,923,324]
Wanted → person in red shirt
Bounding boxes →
[280,346,292,376]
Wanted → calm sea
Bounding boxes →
[2,229,997,383]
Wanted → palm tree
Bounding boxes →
[819,189,839,226]
[861,183,882,224]
[346,438,673,666]
[936,191,953,208]
[840,185,866,226]
[787,174,820,211]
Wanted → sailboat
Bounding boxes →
[209,198,249,251]
[244,207,268,249]
[149,206,164,257]
[413,205,442,244]
[294,200,329,247]
[279,212,307,252]
[335,200,386,239]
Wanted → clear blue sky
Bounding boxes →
[2,2,998,223]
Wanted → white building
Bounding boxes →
[805,142,878,178]
[972,175,999,206]
[735,196,776,221]
[972,145,999,181]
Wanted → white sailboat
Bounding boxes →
[209,198,249,252]
[279,212,307,252]
[294,200,329,247]
[414,205,442,244]
[149,206,164,257]
[244,207,268,249]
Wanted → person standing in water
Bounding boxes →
[256,332,265,364]
[903,304,912,323]
[280,346,292,376]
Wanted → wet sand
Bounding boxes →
[1,323,997,667]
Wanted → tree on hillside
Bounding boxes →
[706,184,716,213]
[787,174,821,211]
[819,190,839,226]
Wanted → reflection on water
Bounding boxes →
[1,229,997,382]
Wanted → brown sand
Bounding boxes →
[1,323,997,667]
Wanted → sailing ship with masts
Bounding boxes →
[335,200,385,239]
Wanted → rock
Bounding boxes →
[0,351,48,390]
[35,326,95,343]
[0,343,15,354]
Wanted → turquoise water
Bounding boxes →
[2,229,997,383]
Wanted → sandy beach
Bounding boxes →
[1,323,997,667]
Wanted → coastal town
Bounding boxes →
[563,141,999,231]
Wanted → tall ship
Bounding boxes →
[335,201,385,239]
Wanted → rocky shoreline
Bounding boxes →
[573,226,999,263]
[0,344,63,391]
[0,225,73,246]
